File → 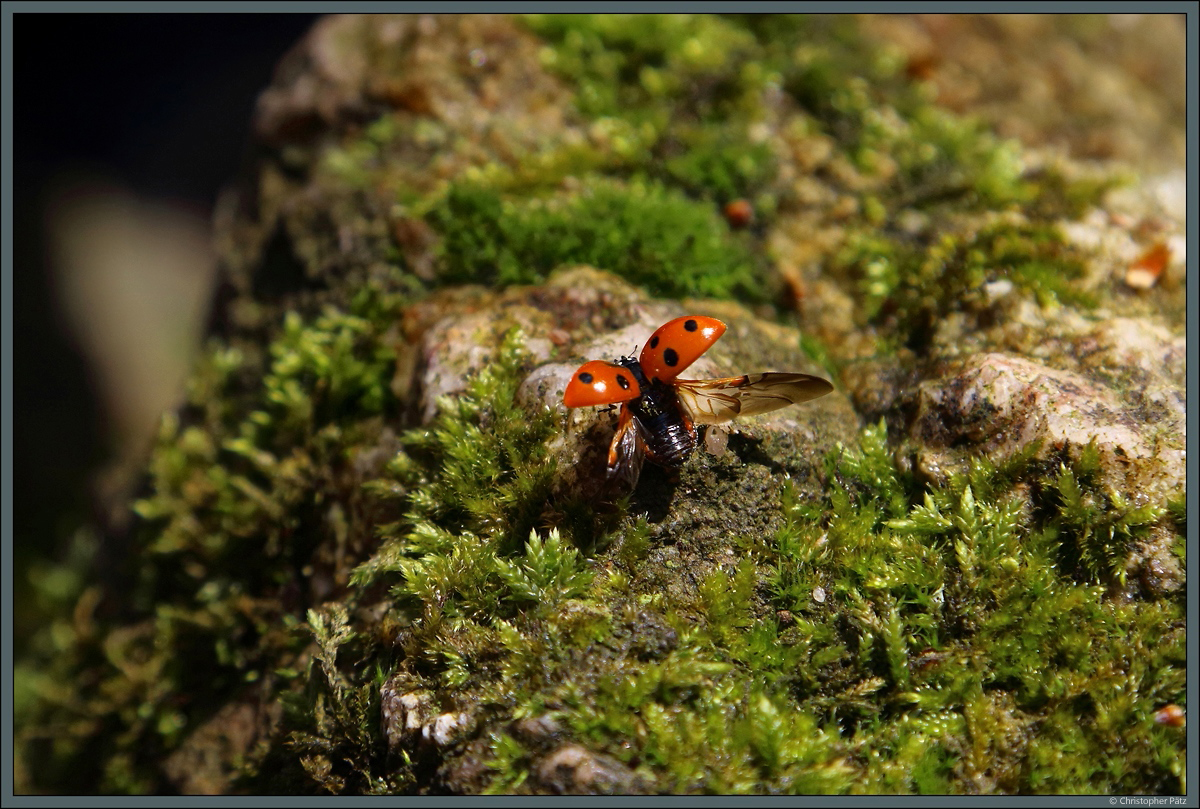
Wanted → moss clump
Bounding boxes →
[519,14,816,215]
[226,326,596,795]
[18,322,1183,795]
[744,420,1185,793]
[425,177,766,301]
[523,14,787,206]
[291,358,1179,797]
[834,219,1094,350]
[660,128,777,205]
[786,56,1035,213]
[515,13,1119,334]
[1037,440,1167,587]
[353,328,563,585]
[16,286,406,794]
[137,297,398,561]
[355,415,1181,795]
[524,13,762,124]
[284,603,402,795]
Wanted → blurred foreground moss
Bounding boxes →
[15,285,408,793]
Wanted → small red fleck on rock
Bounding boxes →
[905,53,939,81]
[723,198,754,229]
[1154,704,1185,727]
[1126,242,1170,290]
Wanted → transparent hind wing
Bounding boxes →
[674,373,833,425]
[606,404,646,488]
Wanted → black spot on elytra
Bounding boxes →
[663,348,679,367]
[579,372,594,384]
[616,374,630,389]
[649,335,659,349]
[684,319,698,331]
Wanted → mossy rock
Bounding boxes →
[15,13,1184,796]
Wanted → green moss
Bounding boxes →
[18,14,1181,796]
[364,13,1118,331]
[352,329,561,592]
[516,11,1118,335]
[883,110,1034,211]
[1165,494,1185,537]
[696,558,757,652]
[482,732,535,794]
[1023,162,1135,220]
[17,288,408,793]
[136,304,397,563]
[524,14,763,123]
[694,418,1184,795]
[20,334,1183,795]
[767,20,1039,216]
[496,529,595,605]
[1041,464,1167,587]
[817,423,1181,791]
[288,604,398,794]
[426,177,766,301]
[416,13,1119,328]
[251,327,590,793]
[661,128,777,204]
[15,318,591,794]
[834,219,1094,348]
[320,114,407,189]
[615,515,652,569]
[549,650,856,794]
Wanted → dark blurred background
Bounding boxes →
[13,13,320,651]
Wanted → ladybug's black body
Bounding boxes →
[615,357,697,467]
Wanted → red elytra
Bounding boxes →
[560,360,641,408]
[637,314,726,384]
[563,315,833,487]
[562,315,726,408]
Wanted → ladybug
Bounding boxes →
[563,315,833,487]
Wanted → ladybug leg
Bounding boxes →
[606,405,634,472]
[680,408,698,441]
